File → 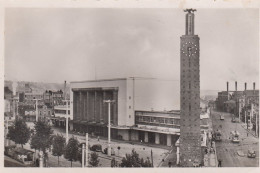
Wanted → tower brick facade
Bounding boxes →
[179,9,202,167]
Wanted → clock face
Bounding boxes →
[181,41,198,57]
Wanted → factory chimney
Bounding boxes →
[235,81,237,91]
[245,82,247,91]
[227,82,229,100]
[64,81,67,99]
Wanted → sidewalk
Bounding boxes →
[241,124,259,138]
[203,142,217,167]
[204,109,218,167]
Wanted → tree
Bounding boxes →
[30,121,53,166]
[52,134,66,166]
[89,152,99,167]
[120,149,152,167]
[64,136,79,167]
[7,118,31,148]
[111,158,117,167]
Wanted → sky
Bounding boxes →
[4,8,259,91]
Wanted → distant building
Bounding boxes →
[51,104,72,129]
[24,92,43,101]
[43,90,63,106]
[38,105,53,121]
[24,83,32,93]
[24,104,52,122]
[52,90,63,105]
[4,86,13,100]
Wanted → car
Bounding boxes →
[220,115,224,120]
[90,144,102,152]
[231,117,239,123]
[103,147,115,155]
[247,149,256,158]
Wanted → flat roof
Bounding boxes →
[70,78,128,84]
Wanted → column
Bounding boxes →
[94,91,96,122]
[167,134,172,146]
[103,91,108,123]
[113,90,118,125]
[155,133,160,144]
[84,91,88,121]
[86,91,90,121]
[79,92,83,121]
[144,132,148,143]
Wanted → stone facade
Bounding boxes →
[179,11,202,167]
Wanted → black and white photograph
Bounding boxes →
[1,0,259,169]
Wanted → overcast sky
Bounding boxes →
[4,8,259,91]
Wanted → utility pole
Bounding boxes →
[82,144,85,168]
[63,100,70,144]
[151,149,154,167]
[104,100,115,156]
[256,107,258,137]
[86,133,88,167]
[33,99,41,122]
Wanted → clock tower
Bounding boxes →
[179,9,202,167]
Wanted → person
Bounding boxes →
[218,159,222,167]
[35,158,39,167]
[205,148,208,154]
[168,161,172,167]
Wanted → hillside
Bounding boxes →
[4,80,70,94]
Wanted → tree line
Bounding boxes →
[6,118,152,167]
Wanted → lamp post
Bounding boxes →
[82,144,85,168]
[63,100,70,144]
[85,133,88,167]
[33,99,41,122]
[104,100,115,156]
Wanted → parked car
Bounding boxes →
[90,144,102,152]
[231,116,239,123]
[247,149,256,158]
[220,115,225,120]
[103,147,115,155]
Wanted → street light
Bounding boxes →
[33,98,41,122]
[104,100,115,156]
[63,100,70,144]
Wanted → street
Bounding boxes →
[211,110,259,167]
[23,122,169,167]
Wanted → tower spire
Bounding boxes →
[184,8,196,35]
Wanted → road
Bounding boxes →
[211,110,259,167]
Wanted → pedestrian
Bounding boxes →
[98,136,100,141]
[218,159,222,167]
[35,158,39,167]
[168,161,172,167]
[205,148,208,154]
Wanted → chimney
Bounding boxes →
[253,82,255,90]
[245,82,247,91]
[235,81,237,91]
[227,82,229,100]
[64,80,67,99]
[227,82,229,92]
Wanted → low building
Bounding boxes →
[24,92,43,102]
[38,105,53,121]
[51,104,72,129]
